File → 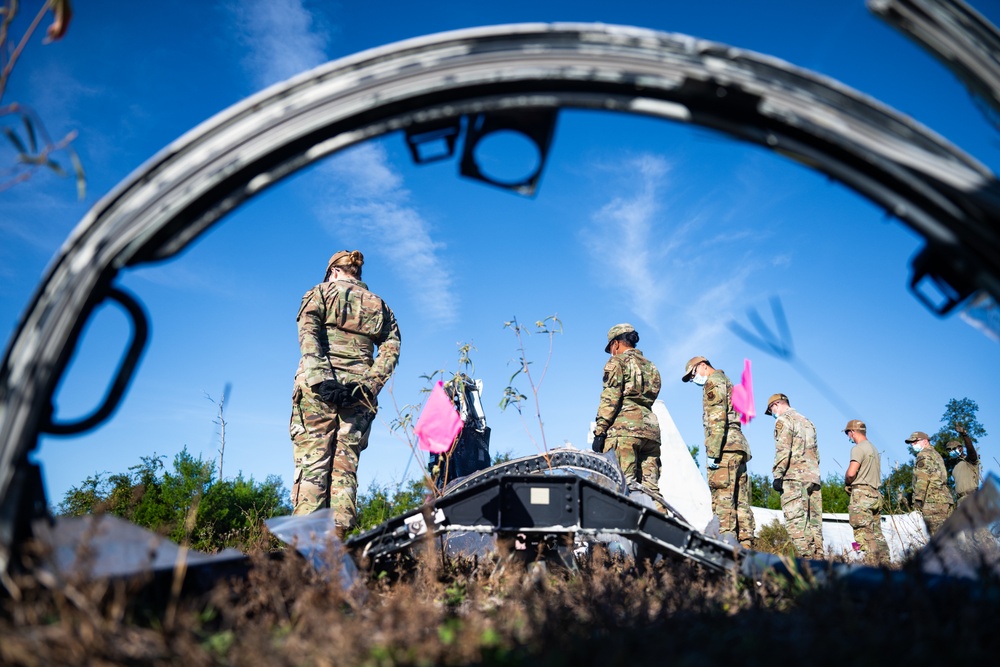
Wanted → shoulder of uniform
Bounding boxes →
[774,418,786,433]
[298,285,324,312]
[706,370,728,389]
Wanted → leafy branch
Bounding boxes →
[500,315,562,454]
[1,0,85,197]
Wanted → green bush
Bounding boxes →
[749,473,781,510]
[57,447,291,552]
[820,472,850,513]
[753,517,793,555]
[355,478,429,533]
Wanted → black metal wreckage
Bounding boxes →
[1,0,1000,593]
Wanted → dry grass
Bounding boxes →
[1,539,998,666]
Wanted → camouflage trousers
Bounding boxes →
[707,451,755,547]
[918,500,954,537]
[780,480,824,559]
[606,435,666,513]
[848,486,888,560]
[289,384,375,530]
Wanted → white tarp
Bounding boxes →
[751,506,928,562]
[654,399,715,531]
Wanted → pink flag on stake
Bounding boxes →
[414,381,464,454]
[731,358,756,425]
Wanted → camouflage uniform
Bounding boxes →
[290,275,401,529]
[772,408,824,558]
[703,370,755,547]
[847,438,889,559]
[593,348,663,507]
[912,447,955,536]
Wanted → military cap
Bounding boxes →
[946,439,962,450]
[764,393,789,416]
[843,419,866,433]
[682,356,709,382]
[604,323,636,353]
[905,431,930,443]
[325,249,364,279]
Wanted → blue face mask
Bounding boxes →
[911,443,922,453]
[949,449,960,458]
[692,373,707,386]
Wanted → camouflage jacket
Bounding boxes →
[294,277,401,395]
[771,408,820,484]
[593,348,661,441]
[702,370,751,460]
[912,447,954,506]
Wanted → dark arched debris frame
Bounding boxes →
[3,14,1000,572]
[870,0,1000,123]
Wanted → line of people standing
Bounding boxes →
[591,323,982,559]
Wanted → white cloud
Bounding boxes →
[586,154,671,326]
[318,143,459,326]
[226,2,458,325]
[582,151,776,372]
[228,0,331,89]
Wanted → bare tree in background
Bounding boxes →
[205,383,232,481]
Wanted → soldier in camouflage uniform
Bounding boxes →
[948,424,981,504]
[290,250,401,537]
[906,431,955,536]
[683,356,755,548]
[843,420,889,560]
[591,324,664,510]
[766,393,824,559]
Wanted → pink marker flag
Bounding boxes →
[731,358,756,425]
[414,381,464,454]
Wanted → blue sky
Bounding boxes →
[2,0,999,509]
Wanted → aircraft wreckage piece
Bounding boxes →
[346,465,738,574]
[4,11,1000,572]
[870,0,1000,122]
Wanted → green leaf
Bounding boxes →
[3,127,27,154]
[20,115,37,153]
[45,159,66,176]
[69,148,86,199]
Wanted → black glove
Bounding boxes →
[592,434,606,453]
[772,477,784,494]
[808,482,821,494]
[314,379,350,406]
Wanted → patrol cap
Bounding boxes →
[843,419,866,433]
[682,356,709,382]
[946,439,962,450]
[765,393,789,416]
[905,431,930,443]
[604,323,636,353]
[325,249,364,279]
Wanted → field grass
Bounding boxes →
[2,530,998,666]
